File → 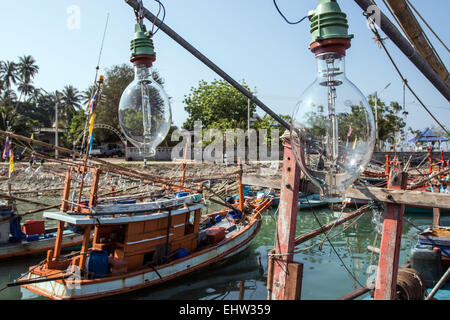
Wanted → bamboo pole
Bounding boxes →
[294,205,371,246]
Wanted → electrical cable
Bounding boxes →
[273,0,308,25]
[151,0,166,36]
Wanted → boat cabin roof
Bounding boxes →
[43,203,205,226]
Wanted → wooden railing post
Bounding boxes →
[374,171,408,300]
[269,138,302,300]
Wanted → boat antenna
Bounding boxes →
[94,12,110,84]
[79,13,110,156]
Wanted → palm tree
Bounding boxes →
[0,89,17,107]
[0,61,19,89]
[17,80,35,101]
[17,55,39,83]
[60,85,82,125]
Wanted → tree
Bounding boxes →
[17,80,35,101]
[60,85,82,125]
[254,114,291,146]
[368,94,408,146]
[17,55,39,83]
[0,61,19,90]
[182,79,256,130]
[0,105,39,138]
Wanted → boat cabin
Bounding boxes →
[43,165,205,276]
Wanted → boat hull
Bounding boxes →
[21,217,261,300]
[0,232,83,260]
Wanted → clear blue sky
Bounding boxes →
[0,0,449,139]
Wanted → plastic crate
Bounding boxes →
[22,220,45,236]
[206,227,226,244]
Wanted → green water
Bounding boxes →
[1,201,449,300]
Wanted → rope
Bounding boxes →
[367,22,449,135]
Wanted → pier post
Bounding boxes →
[374,171,408,300]
[269,138,302,300]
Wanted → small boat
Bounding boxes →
[0,203,84,260]
[260,191,328,210]
[17,166,273,300]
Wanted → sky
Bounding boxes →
[0,0,449,140]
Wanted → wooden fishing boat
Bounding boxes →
[17,165,273,300]
[0,202,84,260]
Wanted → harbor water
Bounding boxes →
[0,199,449,300]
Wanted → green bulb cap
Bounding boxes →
[130,23,156,67]
[309,0,354,46]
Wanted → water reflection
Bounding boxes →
[0,203,449,300]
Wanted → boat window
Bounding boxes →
[185,212,195,235]
[143,251,155,265]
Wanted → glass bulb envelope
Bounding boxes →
[119,64,172,157]
[291,52,375,200]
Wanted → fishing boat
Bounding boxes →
[258,191,328,210]
[0,202,84,260]
[16,165,272,300]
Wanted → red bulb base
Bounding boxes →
[310,38,351,56]
[131,54,156,67]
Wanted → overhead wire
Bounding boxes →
[272,0,308,25]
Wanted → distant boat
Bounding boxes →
[256,191,328,210]
[0,202,83,260]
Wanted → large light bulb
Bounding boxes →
[119,64,171,157]
[291,52,375,200]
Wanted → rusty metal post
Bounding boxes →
[269,138,302,300]
[374,171,408,300]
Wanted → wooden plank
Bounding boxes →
[345,185,450,209]
[244,174,450,209]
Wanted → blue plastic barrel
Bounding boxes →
[86,250,109,277]
[176,192,189,198]
[174,248,189,259]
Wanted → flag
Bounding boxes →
[9,150,14,173]
[89,92,98,115]
[347,126,353,138]
[2,137,11,160]
[353,137,358,150]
